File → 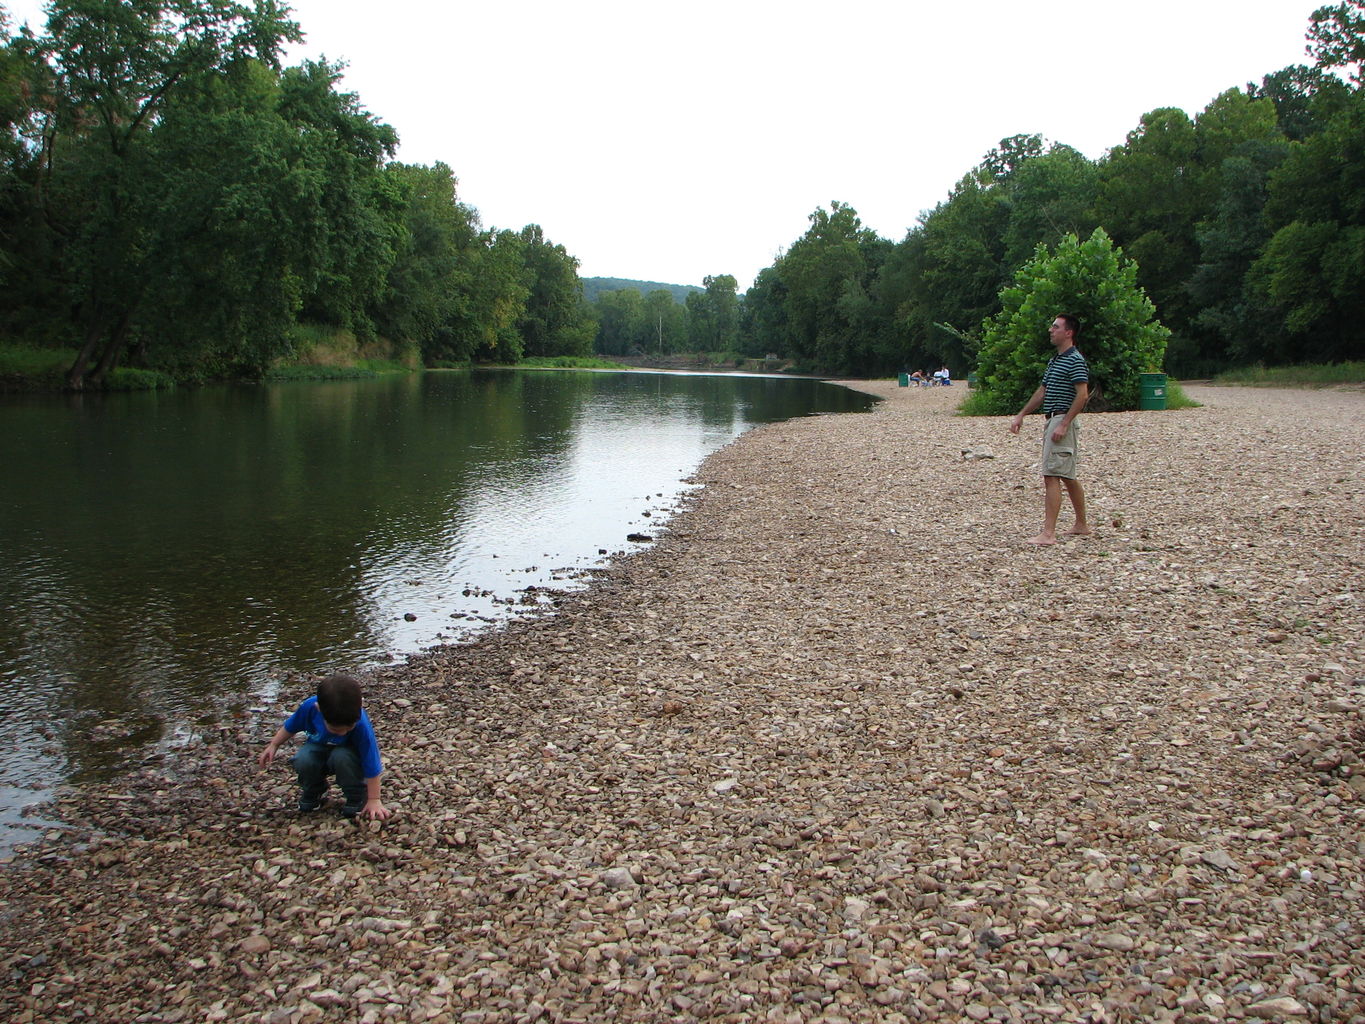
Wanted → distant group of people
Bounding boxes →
[907,366,952,386]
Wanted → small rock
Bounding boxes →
[1201,849,1239,871]
[239,934,271,954]
[843,897,871,921]
[1246,996,1308,1018]
[601,867,637,890]
[1093,932,1135,952]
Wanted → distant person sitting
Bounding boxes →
[909,370,926,385]
[933,366,952,385]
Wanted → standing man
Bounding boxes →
[1008,314,1093,546]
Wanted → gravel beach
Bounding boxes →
[2,382,1362,1024]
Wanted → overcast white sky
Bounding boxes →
[4,0,1323,289]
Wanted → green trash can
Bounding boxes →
[1139,372,1167,410]
[898,372,909,387]
[967,372,978,390]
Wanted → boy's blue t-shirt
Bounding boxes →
[283,696,383,779]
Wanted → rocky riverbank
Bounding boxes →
[2,383,1362,1024]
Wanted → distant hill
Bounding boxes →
[581,277,703,305]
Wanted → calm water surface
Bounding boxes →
[0,368,872,845]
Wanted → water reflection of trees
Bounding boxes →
[0,371,872,781]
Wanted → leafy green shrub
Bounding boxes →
[969,229,1170,414]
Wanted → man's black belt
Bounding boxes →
[1044,409,1070,416]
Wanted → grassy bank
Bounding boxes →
[0,326,419,391]
[1211,361,1365,387]
[514,356,630,370]
[0,345,177,392]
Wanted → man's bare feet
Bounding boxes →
[1064,526,1093,537]
[1026,534,1057,546]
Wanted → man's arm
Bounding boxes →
[1009,385,1047,434]
[1051,381,1089,441]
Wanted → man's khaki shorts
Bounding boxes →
[1042,413,1080,479]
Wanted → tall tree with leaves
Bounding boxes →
[371,161,477,354]
[515,224,593,358]
[1306,0,1365,84]
[27,0,301,387]
[1185,138,1289,372]
[777,201,885,373]
[438,226,529,364]
[885,174,1008,372]
[1000,142,1100,271]
[1248,86,1365,363]
[685,274,740,352]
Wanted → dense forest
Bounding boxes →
[1,1,1362,388]
[0,0,595,388]
[581,278,700,306]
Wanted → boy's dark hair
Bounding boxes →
[1057,313,1081,339]
[317,674,363,727]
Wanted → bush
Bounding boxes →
[105,367,176,390]
[969,229,1170,414]
[262,365,381,381]
[516,356,629,369]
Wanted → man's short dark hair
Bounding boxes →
[1057,314,1081,338]
[317,674,363,727]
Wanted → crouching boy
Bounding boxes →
[258,674,391,820]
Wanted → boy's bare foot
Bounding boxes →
[1026,534,1057,546]
[1065,526,1094,537]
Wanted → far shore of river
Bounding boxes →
[1,382,1362,1024]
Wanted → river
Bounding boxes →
[0,368,873,847]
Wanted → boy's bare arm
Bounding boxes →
[361,776,392,820]
[258,727,294,768]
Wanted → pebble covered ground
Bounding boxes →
[1,382,1362,1024]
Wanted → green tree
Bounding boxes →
[884,174,1008,373]
[372,161,478,353]
[1185,139,1289,372]
[25,0,301,387]
[1306,0,1365,84]
[980,132,1045,181]
[1248,87,1365,363]
[739,265,791,359]
[642,288,687,354]
[777,201,886,372]
[280,59,400,342]
[130,58,323,375]
[969,229,1169,415]
[1094,107,1205,335]
[1001,143,1100,270]
[515,224,593,358]
[1247,64,1350,142]
[435,226,530,363]
[685,273,740,352]
[594,287,646,355]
